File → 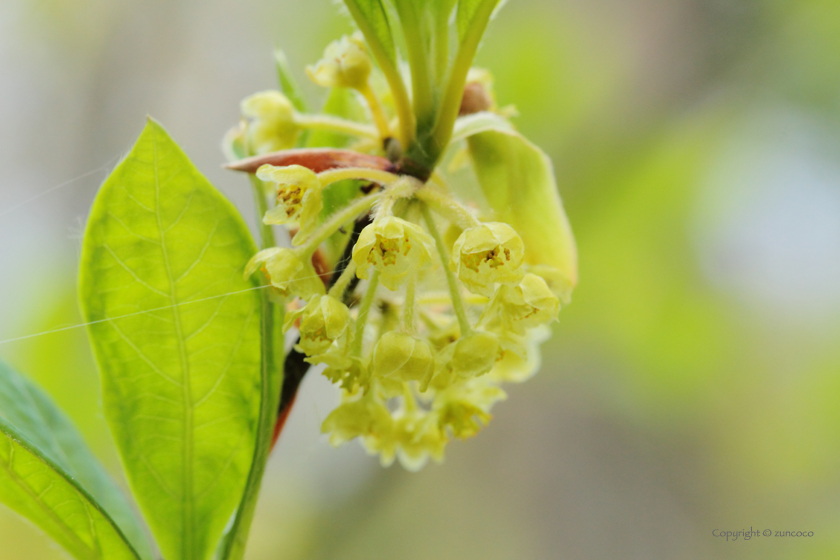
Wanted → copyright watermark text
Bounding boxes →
[712,527,814,541]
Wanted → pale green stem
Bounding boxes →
[318,168,399,187]
[358,83,392,140]
[418,292,489,306]
[219,168,284,560]
[298,192,382,257]
[328,261,358,299]
[295,114,379,140]
[434,0,456,86]
[416,187,480,230]
[430,0,499,162]
[375,196,397,220]
[395,3,434,129]
[353,271,381,356]
[402,382,418,412]
[421,203,472,336]
[402,274,417,335]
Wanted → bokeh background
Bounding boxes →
[2,0,840,558]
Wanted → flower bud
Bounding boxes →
[257,164,323,243]
[353,216,435,291]
[451,222,525,297]
[240,91,299,154]
[244,247,325,299]
[306,35,372,90]
[435,331,500,383]
[222,123,247,162]
[372,332,435,385]
[459,69,496,116]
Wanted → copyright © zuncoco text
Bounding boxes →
[712,527,814,541]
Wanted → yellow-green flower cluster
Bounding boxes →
[233,37,574,471]
[244,168,565,470]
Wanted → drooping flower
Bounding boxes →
[352,216,435,291]
[434,379,507,439]
[306,35,372,91]
[244,247,324,300]
[311,353,367,392]
[479,272,560,334]
[257,164,323,243]
[321,392,392,447]
[433,331,500,386]
[240,91,300,154]
[489,326,550,383]
[451,222,525,297]
[389,408,447,471]
[284,294,351,357]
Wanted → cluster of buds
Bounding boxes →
[227,24,576,470]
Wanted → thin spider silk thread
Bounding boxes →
[0,154,268,347]
[0,264,366,346]
[0,160,370,347]
[0,156,120,221]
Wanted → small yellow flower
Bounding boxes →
[306,35,372,90]
[434,380,507,439]
[257,164,323,243]
[372,332,435,385]
[284,295,351,357]
[433,331,500,385]
[352,216,435,291]
[480,273,560,334]
[310,353,367,392]
[451,222,525,297]
[240,91,299,154]
[390,409,447,471]
[321,393,392,447]
[490,327,550,383]
[244,247,324,299]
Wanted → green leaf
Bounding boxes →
[274,48,308,114]
[467,129,578,302]
[79,118,262,560]
[0,360,154,559]
[450,111,514,144]
[0,418,141,560]
[456,0,502,42]
[274,48,311,147]
[343,0,397,63]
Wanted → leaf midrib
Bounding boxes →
[152,128,195,560]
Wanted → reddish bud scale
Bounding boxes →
[225,148,395,174]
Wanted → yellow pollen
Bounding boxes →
[373,236,401,266]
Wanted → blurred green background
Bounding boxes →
[2,0,840,558]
